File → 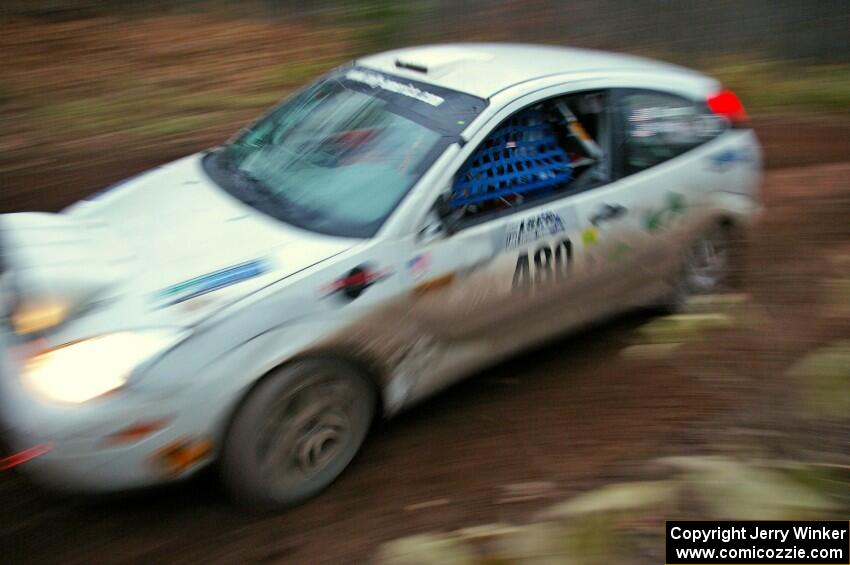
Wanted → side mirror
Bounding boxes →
[435,192,452,219]
[417,193,461,244]
[434,193,462,236]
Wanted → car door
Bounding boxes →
[395,197,590,404]
[394,91,629,401]
[405,194,585,348]
[380,87,731,410]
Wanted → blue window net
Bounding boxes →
[451,107,572,208]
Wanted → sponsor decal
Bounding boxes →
[709,146,755,170]
[413,273,454,296]
[155,259,270,307]
[628,105,723,142]
[590,203,628,227]
[581,227,599,247]
[323,263,393,300]
[405,253,431,281]
[505,211,567,249]
[345,69,444,107]
[643,192,686,233]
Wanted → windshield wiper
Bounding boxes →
[215,149,265,198]
[214,147,322,223]
[236,169,277,206]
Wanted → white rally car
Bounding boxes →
[0,44,761,509]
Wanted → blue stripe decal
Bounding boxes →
[156,259,270,307]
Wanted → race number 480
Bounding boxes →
[513,238,573,290]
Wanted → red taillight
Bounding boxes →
[707,90,748,125]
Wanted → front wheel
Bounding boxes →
[220,359,375,511]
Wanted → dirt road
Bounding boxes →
[1,161,848,564]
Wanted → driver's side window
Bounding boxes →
[448,90,609,224]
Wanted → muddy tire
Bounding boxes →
[665,223,745,312]
[220,359,375,511]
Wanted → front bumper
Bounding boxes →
[1,418,208,493]
[0,331,214,493]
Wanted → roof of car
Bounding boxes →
[357,43,699,99]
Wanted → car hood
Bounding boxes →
[1,154,356,332]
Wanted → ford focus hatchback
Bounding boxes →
[0,44,761,509]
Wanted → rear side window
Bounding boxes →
[620,91,724,175]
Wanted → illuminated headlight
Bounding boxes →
[21,330,185,403]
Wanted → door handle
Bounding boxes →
[590,203,628,226]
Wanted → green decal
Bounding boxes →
[644,211,664,233]
[643,192,686,233]
[667,192,686,214]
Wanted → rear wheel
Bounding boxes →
[220,359,375,511]
[666,224,743,311]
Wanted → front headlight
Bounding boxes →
[21,330,185,403]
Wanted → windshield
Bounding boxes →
[205,67,486,238]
